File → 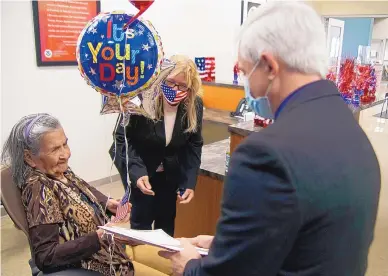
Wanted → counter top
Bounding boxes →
[203,81,243,90]
[227,98,386,138]
[349,98,386,113]
[228,120,262,137]
[203,108,240,125]
[199,139,228,181]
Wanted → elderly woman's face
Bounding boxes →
[26,128,71,177]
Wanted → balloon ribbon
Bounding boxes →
[123,0,155,30]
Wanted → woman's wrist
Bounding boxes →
[96,229,104,244]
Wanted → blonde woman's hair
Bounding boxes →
[155,55,203,133]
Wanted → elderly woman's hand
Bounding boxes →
[107,198,120,214]
[111,210,131,224]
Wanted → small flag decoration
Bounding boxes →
[111,187,131,223]
[195,57,216,82]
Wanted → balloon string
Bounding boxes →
[122,11,145,30]
[105,232,117,275]
[110,116,120,185]
[119,97,132,201]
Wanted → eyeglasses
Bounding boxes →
[164,80,189,92]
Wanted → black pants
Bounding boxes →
[130,172,177,237]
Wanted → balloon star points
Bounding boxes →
[142,44,150,51]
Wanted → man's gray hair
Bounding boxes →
[1,114,61,188]
[238,1,328,78]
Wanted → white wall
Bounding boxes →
[100,0,241,83]
[1,0,241,182]
[1,0,118,182]
[373,18,388,39]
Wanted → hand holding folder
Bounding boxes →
[99,226,209,256]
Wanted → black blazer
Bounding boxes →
[110,97,203,190]
[185,80,380,276]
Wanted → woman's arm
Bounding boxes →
[111,115,148,185]
[22,181,102,272]
[180,97,204,190]
[86,185,109,207]
[30,224,101,272]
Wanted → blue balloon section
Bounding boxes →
[78,13,159,96]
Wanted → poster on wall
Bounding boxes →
[240,0,266,25]
[32,0,101,66]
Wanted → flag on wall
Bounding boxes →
[195,57,216,82]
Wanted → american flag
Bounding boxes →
[161,84,188,106]
[195,57,216,82]
[111,187,131,223]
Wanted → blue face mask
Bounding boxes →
[243,63,274,120]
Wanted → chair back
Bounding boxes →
[1,167,30,239]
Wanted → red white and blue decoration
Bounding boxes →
[254,115,273,128]
[334,58,377,107]
[111,188,131,223]
[195,57,216,82]
[77,11,163,97]
[161,83,188,106]
[233,63,239,85]
[77,11,164,116]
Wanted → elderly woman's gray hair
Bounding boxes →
[1,114,61,187]
[238,2,327,78]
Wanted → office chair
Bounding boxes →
[1,167,101,276]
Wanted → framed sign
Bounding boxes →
[240,0,266,25]
[32,0,101,66]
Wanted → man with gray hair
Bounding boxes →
[160,2,380,276]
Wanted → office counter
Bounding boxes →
[174,140,228,238]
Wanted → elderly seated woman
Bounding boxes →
[1,114,168,276]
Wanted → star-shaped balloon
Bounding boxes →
[100,94,147,116]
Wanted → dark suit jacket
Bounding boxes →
[185,80,380,276]
[110,97,203,190]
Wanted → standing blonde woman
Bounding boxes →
[110,55,204,236]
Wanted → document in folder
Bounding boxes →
[99,226,209,256]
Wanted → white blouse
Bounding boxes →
[163,100,178,146]
[156,100,178,172]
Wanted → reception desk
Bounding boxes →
[201,81,386,124]
[174,140,228,238]
[202,82,244,112]
[174,120,263,238]
[229,121,262,155]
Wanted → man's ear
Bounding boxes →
[261,52,279,80]
[24,150,36,168]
